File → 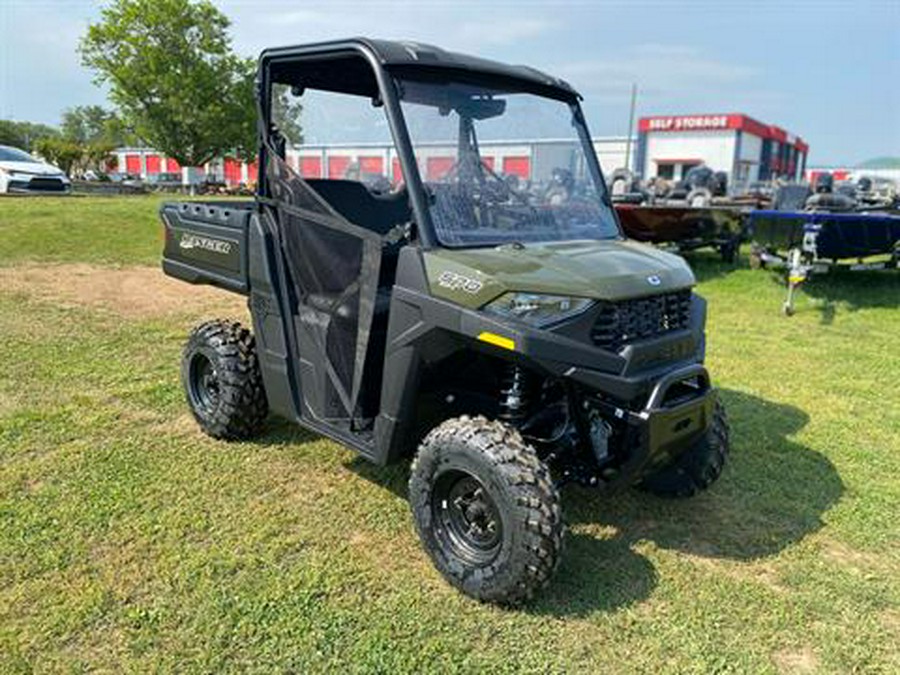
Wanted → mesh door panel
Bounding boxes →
[266,151,383,418]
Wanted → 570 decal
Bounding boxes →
[437,270,483,294]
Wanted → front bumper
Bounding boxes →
[590,364,717,485]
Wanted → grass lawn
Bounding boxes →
[1,195,898,673]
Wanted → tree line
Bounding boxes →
[0,107,136,176]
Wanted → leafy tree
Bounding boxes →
[0,120,60,151]
[79,0,256,168]
[61,105,110,143]
[61,105,137,146]
[271,84,304,147]
[82,141,118,173]
[33,138,84,175]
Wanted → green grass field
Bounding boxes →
[1,195,898,673]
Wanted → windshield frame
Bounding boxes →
[388,67,621,249]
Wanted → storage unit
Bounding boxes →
[145,155,161,174]
[124,154,141,174]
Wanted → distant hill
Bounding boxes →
[857,156,900,169]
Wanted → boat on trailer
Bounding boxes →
[615,203,746,262]
[747,184,900,314]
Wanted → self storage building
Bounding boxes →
[635,113,808,189]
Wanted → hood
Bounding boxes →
[424,239,695,308]
[0,160,66,176]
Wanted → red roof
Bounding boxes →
[639,113,807,153]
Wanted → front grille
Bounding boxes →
[591,289,692,351]
[27,177,67,192]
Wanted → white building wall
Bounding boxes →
[592,137,633,175]
[643,131,736,177]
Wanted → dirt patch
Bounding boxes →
[819,539,883,573]
[0,391,17,416]
[684,553,787,593]
[772,646,819,674]
[0,263,247,320]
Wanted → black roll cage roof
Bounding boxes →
[256,38,607,249]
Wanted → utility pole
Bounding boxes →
[623,83,637,173]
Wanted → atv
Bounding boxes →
[161,38,730,605]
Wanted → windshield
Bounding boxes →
[396,76,619,247]
[0,146,39,163]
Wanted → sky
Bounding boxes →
[1,0,898,166]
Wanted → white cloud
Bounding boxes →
[455,17,559,46]
[557,44,760,103]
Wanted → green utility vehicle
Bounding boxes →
[161,39,730,604]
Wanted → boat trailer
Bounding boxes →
[748,210,900,315]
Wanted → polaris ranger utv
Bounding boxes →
[161,38,730,605]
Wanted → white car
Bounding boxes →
[0,145,71,194]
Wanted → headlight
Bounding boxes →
[484,292,594,327]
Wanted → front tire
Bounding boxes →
[181,319,268,440]
[638,400,730,498]
[409,416,563,605]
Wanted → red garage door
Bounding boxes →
[427,156,454,181]
[247,160,258,183]
[299,156,322,178]
[328,156,351,179]
[166,158,181,172]
[223,158,242,185]
[359,156,384,175]
[502,156,531,179]
[145,155,161,174]
[392,158,403,184]
[125,154,140,174]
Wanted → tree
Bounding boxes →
[271,84,304,148]
[61,105,137,146]
[0,120,60,151]
[33,138,84,175]
[79,0,256,168]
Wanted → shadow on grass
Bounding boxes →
[257,389,842,617]
[757,262,898,324]
[804,269,899,323]
[255,417,321,447]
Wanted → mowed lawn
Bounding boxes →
[0,195,898,673]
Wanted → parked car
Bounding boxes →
[146,172,184,191]
[0,145,71,194]
[107,171,143,184]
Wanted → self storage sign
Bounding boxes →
[643,115,730,132]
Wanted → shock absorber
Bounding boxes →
[499,364,533,424]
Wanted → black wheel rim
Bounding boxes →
[188,352,220,415]
[432,470,503,566]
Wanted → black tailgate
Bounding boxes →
[160,201,254,294]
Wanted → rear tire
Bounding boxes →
[638,400,730,498]
[181,319,268,440]
[409,416,563,605]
